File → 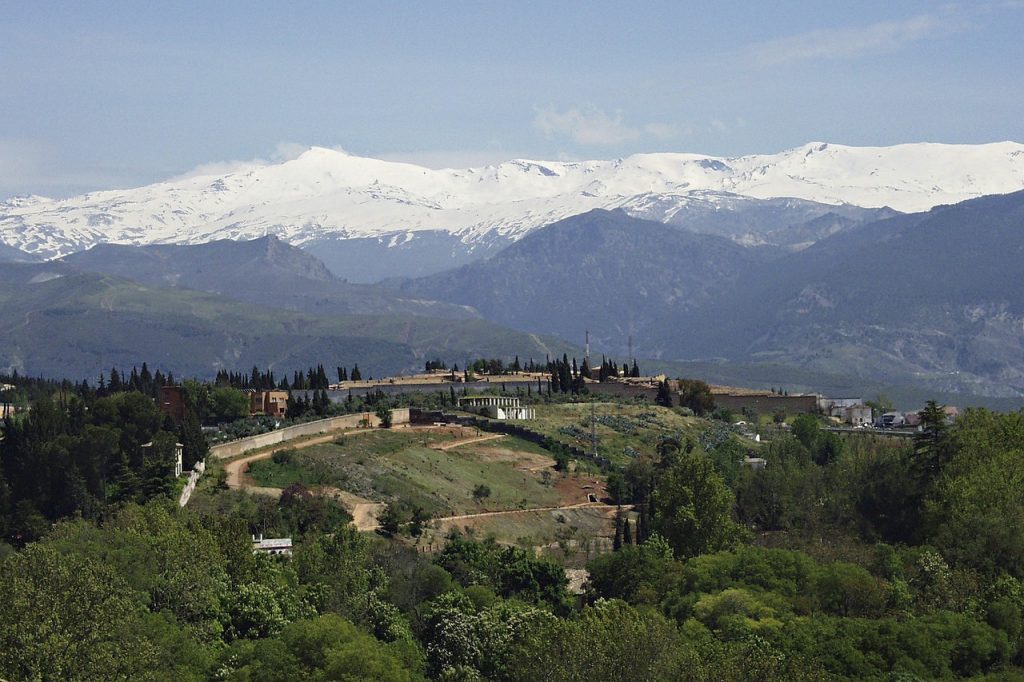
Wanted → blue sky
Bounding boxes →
[1,1,1022,198]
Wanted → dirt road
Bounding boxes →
[222,424,610,534]
[433,501,616,524]
[428,433,506,451]
[223,428,373,490]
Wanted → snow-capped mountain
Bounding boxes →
[2,141,1023,261]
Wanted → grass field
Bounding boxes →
[246,428,570,517]
[526,402,706,465]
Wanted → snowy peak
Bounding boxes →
[2,141,1023,259]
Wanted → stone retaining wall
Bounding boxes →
[178,461,206,507]
[209,408,411,460]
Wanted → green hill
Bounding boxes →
[0,263,574,379]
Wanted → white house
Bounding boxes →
[457,395,535,420]
[252,534,293,556]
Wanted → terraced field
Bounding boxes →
[245,427,600,518]
[527,402,705,465]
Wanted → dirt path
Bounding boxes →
[223,428,374,490]
[322,489,385,531]
[346,501,618,533]
[433,501,617,524]
[428,433,506,451]
[222,424,607,533]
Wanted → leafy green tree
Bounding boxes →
[377,402,393,428]
[222,581,290,640]
[226,614,421,681]
[865,393,894,419]
[655,379,674,408]
[435,535,568,607]
[791,413,820,451]
[814,563,887,617]
[0,545,156,681]
[587,534,677,605]
[506,599,699,682]
[378,503,409,537]
[472,484,491,503]
[420,591,553,680]
[651,451,745,558]
[208,387,250,423]
[43,504,230,639]
[293,524,373,615]
[677,378,715,415]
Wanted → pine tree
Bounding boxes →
[638,501,649,543]
[655,379,674,407]
[109,368,123,393]
[178,410,208,470]
[912,400,951,488]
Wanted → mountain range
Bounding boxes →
[2,141,1024,400]
[0,258,572,381]
[401,191,1024,397]
[60,236,475,320]
[3,141,1023,281]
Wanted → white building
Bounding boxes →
[252,534,293,556]
[819,397,873,426]
[142,440,184,477]
[457,395,535,420]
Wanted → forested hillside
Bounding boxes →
[0,263,574,379]
[3,373,1024,680]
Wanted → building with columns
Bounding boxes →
[457,395,535,420]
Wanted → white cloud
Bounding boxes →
[170,142,338,180]
[748,11,966,66]
[375,149,532,169]
[533,106,680,146]
[534,106,639,145]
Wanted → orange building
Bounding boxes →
[249,390,289,419]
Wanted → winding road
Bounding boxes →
[221,425,614,532]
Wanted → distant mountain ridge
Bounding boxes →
[3,141,1022,278]
[60,236,476,319]
[401,209,763,352]
[400,192,1024,397]
[683,189,1024,396]
[0,261,573,380]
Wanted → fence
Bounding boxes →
[209,408,411,460]
[177,460,206,507]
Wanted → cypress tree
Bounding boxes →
[655,379,674,408]
[638,502,649,543]
[623,518,633,545]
